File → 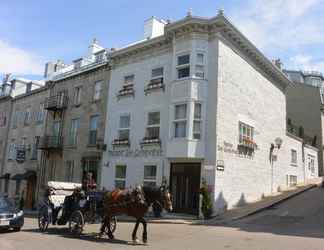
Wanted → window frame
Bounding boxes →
[68,118,80,146]
[89,115,99,145]
[115,165,127,189]
[173,103,188,138]
[73,86,82,106]
[176,54,190,79]
[145,111,160,139]
[195,52,205,79]
[151,67,164,80]
[93,80,103,101]
[239,122,254,144]
[118,114,131,140]
[290,149,297,165]
[24,108,31,126]
[193,102,202,140]
[143,165,157,187]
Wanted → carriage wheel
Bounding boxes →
[104,216,117,234]
[38,210,49,232]
[69,210,84,235]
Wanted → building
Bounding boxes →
[285,69,324,176]
[0,75,14,192]
[0,76,48,208]
[37,39,110,195]
[101,12,319,215]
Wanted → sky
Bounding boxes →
[1,0,324,80]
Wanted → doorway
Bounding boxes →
[170,163,201,215]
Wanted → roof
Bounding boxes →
[111,11,292,90]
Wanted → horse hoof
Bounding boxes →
[132,238,140,245]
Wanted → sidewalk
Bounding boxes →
[201,183,318,225]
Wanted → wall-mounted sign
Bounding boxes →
[108,148,163,158]
[216,160,225,171]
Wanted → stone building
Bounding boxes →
[37,40,110,194]
[284,70,324,176]
[0,75,14,192]
[101,12,319,215]
[1,78,48,208]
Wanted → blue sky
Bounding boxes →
[1,0,324,80]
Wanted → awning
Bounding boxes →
[11,171,36,180]
[0,173,10,179]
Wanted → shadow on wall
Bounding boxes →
[214,192,228,213]
[235,193,247,207]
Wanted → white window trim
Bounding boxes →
[115,164,127,188]
[94,80,103,101]
[173,103,188,138]
[194,52,206,79]
[146,111,161,139]
[176,52,191,80]
[151,67,164,80]
[290,149,298,166]
[123,74,135,87]
[193,102,202,140]
[143,165,157,186]
[118,114,131,140]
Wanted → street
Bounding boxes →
[2,187,324,250]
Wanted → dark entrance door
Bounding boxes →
[170,163,201,215]
[25,175,36,209]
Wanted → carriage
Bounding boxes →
[37,181,116,235]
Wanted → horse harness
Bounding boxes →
[106,187,147,209]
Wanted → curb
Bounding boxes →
[232,184,317,221]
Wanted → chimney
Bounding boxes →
[272,59,283,70]
[144,17,166,40]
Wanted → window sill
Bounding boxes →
[73,104,82,108]
[290,163,298,167]
[65,145,77,149]
[87,144,97,148]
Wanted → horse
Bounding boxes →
[100,185,173,244]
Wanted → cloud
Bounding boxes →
[0,39,43,76]
[232,0,324,50]
[289,54,324,71]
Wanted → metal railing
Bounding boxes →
[37,136,63,150]
[44,94,68,111]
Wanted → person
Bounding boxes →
[82,172,97,192]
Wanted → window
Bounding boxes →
[12,111,18,129]
[66,161,74,182]
[308,155,315,175]
[74,60,82,70]
[291,149,297,165]
[30,136,39,160]
[151,67,164,79]
[118,115,130,140]
[93,81,102,101]
[239,122,254,144]
[177,54,190,79]
[8,141,16,160]
[115,165,126,189]
[95,52,105,63]
[195,53,205,79]
[49,163,56,181]
[0,112,6,127]
[145,112,160,139]
[24,108,31,126]
[287,175,297,187]
[68,119,80,145]
[124,75,135,86]
[36,103,45,124]
[193,103,202,139]
[74,86,82,106]
[144,165,157,187]
[89,115,99,145]
[174,104,187,138]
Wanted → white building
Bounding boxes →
[101,12,319,215]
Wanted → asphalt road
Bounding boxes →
[1,187,324,250]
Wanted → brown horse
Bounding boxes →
[100,185,172,244]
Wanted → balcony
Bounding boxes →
[117,84,135,99]
[144,78,165,95]
[140,137,161,147]
[37,136,63,150]
[112,138,130,147]
[44,94,68,111]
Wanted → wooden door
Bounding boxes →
[170,163,201,215]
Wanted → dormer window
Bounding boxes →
[177,54,190,79]
[95,51,105,63]
[73,59,82,70]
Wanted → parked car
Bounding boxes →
[0,195,24,231]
